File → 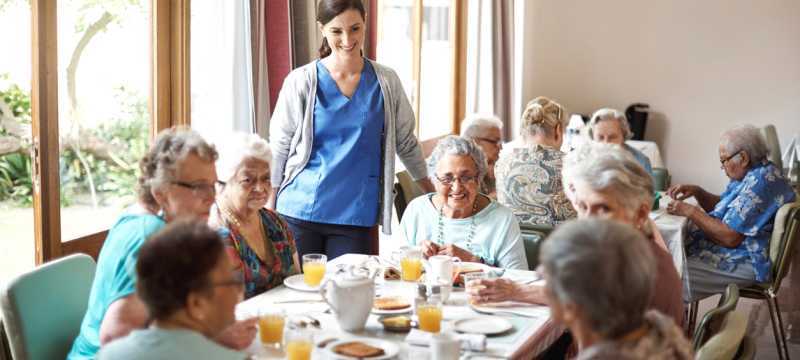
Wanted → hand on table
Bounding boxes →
[436,243,479,263]
[666,200,695,217]
[215,317,257,350]
[666,184,700,201]
[467,278,521,304]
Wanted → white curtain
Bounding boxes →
[190,0,255,142]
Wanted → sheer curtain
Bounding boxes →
[191,0,255,142]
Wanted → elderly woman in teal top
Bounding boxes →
[400,136,528,269]
[586,108,654,177]
[68,128,256,360]
[269,0,432,258]
[667,125,796,302]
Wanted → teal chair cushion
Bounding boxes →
[520,224,554,270]
[1,254,96,360]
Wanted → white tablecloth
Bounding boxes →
[237,254,561,359]
[627,140,665,169]
[650,194,691,291]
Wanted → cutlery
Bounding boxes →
[317,337,338,348]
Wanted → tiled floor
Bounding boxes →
[695,248,800,359]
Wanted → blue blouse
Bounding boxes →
[686,161,796,282]
[276,60,384,226]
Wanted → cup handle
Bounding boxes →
[319,279,338,314]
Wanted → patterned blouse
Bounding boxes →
[686,161,796,282]
[495,144,577,227]
[220,208,299,299]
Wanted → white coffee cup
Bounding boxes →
[426,255,460,283]
[430,332,461,360]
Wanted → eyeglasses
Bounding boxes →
[719,151,743,169]
[207,271,245,290]
[171,180,216,198]
[217,175,271,190]
[435,174,479,186]
[473,137,503,147]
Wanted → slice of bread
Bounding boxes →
[333,341,386,358]
[373,297,410,310]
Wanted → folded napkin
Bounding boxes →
[405,329,486,352]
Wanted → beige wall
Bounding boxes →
[517,0,800,191]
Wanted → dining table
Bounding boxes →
[237,253,563,359]
[650,192,696,295]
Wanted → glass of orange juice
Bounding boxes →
[285,328,313,360]
[417,298,443,333]
[257,308,285,348]
[302,254,327,287]
[400,248,423,281]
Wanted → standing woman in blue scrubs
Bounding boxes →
[269,0,434,259]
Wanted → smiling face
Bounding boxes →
[222,157,271,212]
[154,153,218,222]
[318,9,365,60]
[434,154,481,217]
[593,120,626,145]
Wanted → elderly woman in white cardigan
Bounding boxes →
[400,135,528,270]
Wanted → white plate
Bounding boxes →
[372,306,412,315]
[283,274,322,292]
[454,316,513,335]
[457,262,491,273]
[325,338,400,360]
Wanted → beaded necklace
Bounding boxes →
[436,195,479,255]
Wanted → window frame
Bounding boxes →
[30,0,191,263]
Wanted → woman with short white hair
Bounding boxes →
[541,219,692,359]
[495,96,576,227]
[211,132,300,299]
[460,113,504,197]
[667,125,796,302]
[400,135,527,269]
[586,108,653,176]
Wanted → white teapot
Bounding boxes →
[320,265,376,332]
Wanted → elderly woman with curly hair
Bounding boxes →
[211,133,300,299]
[495,96,576,227]
[400,135,528,269]
[667,125,796,302]
[69,128,255,360]
[540,219,693,359]
[586,108,653,177]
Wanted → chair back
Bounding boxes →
[695,310,749,360]
[693,284,740,350]
[766,201,800,291]
[736,334,756,360]
[519,223,554,270]
[394,170,426,220]
[760,125,783,171]
[0,254,96,360]
[1,317,10,360]
[652,167,670,192]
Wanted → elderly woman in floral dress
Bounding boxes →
[667,125,796,302]
[400,135,528,269]
[211,132,300,299]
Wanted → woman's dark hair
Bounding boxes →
[136,220,225,320]
[317,0,366,58]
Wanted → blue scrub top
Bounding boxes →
[276,60,384,227]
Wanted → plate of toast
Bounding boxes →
[325,338,399,359]
[372,296,412,315]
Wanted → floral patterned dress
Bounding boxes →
[221,208,299,299]
[495,144,577,227]
[685,161,796,282]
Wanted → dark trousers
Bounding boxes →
[282,216,378,260]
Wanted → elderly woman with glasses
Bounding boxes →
[460,113,504,198]
[211,133,300,299]
[495,96,576,227]
[586,108,653,177]
[667,125,796,302]
[470,143,684,327]
[540,219,693,360]
[69,128,256,360]
[400,135,528,269]
[98,221,249,360]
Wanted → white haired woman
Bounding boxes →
[460,113,504,197]
[586,108,653,177]
[400,135,528,269]
[667,125,796,302]
[470,143,684,327]
[211,132,300,299]
[541,219,693,359]
[495,96,576,227]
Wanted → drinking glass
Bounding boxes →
[463,272,488,304]
[285,328,313,360]
[257,308,285,348]
[400,248,423,281]
[417,297,443,333]
[302,254,327,286]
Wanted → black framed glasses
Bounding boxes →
[473,136,502,147]
[719,151,743,169]
[170,180,216,198]
[435,174,479,186]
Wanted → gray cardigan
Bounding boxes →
[269,59,428,234]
